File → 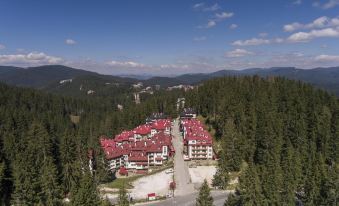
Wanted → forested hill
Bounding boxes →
[158,66,339,95]
[0,82,179,205]
[1,65,339,96]
[185,76,338,205]
[0,65,137,89]
[0,73,337,205]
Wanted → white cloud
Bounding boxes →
[293,0,302,5]
[0,52,63,65]
[160,64,190,69]
[203,3,220,12]
[231,37,285,46]
[283,22,303,32]
[284,16,339,32]
[232,38,271,46]
[193,3,204,9]
[107,60,146,68]
[287,27,339,42]
[274,38,285,43]
[229,24,238,29]
[225,49,254,58]
[313,0,339,9]
[65,39,76,45]
[323,0,339,8]
[0,44,5,50]
[193,3,220,12]
[207,20,216,28]
[314,54,339,62]
[193,36,207,41]
[215,12,234,20]
[198,20,217,29]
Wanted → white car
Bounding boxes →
[165,168,174,174]
[183,155,190,161]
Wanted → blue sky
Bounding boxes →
[0,0,339,75]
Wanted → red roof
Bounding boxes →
[134,124,151,135]
[181,119,212,145]
[100,137,116,148]
[151,119,171,130]
[100,118,173,162]
[115,130,134,142]
[104,146,130,159]
[148,193,156,197]
[147,144,163,153]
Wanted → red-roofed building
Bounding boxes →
[180,119,213,160]
[151,119,171,136]
[133,124,152,141]
[100,117,174,171]
[115,130,134,146]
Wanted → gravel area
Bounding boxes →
[130,169,173,199]
[188,166,217,186]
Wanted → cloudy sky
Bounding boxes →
[0,0,339,75]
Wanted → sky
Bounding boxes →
[0,0,339,75]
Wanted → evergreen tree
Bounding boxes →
[118,182,130,206]
[224,193,240,206]
[212,156,229,189]
[11,122,58,205]
[40,156,62,205]
[60,129,78,193]
[0,159,5,201]
[71,173,101,206]
[222,119,242,171]
[237,163,266,206]
[196,179,213,206]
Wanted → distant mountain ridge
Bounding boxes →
[0,65,338,95]
[0,65,136,89]
[0,65,98,89]
[145,66,339,95]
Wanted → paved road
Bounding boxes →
[172,118,195,196]
[107,118,231,205]
[137,190,230,206]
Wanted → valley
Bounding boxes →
[2,1,339,205]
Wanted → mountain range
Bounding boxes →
[0,65,338,95]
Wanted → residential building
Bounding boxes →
[180,119,213,160]
[100,119,174,171]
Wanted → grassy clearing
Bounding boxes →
[70,115,80,124]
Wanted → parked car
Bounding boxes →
[165,168,174,174]
[183,155,190,161]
